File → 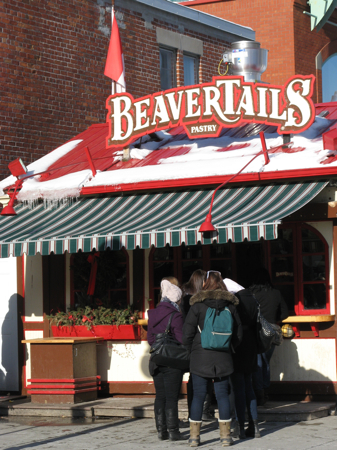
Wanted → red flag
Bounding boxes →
[104,8,126,91]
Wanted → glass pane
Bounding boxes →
[303,255,326,282]
[182,245,203,260]
[210,243,232,258]
[109,290,127,308]
[302,228,325,253]
[112,250,127,263]
[153,247,173,261]
[160,48,175,90]
[111,264,127,289]
[271,256,294,283]
[303,284,326,310]
[73,253,91,291]
[153,261,174,287]
[322,53,337,102]
[270,228,293,255]
[274,284,295,312]
[184,55,198,86]
[210,260,232,280]
[182,260,203,284]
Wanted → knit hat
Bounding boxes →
[224,278,244,294]
[160,279,182,303]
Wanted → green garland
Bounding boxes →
[48,305,139,329]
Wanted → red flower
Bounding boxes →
[82,316,88,323]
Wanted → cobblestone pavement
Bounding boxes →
[1,415,337,450]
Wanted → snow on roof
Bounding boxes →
[1,104,337,203]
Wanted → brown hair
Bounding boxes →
[182,269,206,296]
[202,271,228,291]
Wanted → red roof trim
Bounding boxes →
[80,167,334,195]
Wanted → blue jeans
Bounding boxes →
[231,372,257,423]
[253,345,275,391]
[190,373,231,421]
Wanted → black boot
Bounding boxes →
[256,390,266,406]
[238,422,246,440]
[202,393,215,421]
[166,408,187,441]
[245,420,261,438]
[155,407,168,440]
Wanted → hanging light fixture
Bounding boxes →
[199,132,270,233]
[0,180,22,216]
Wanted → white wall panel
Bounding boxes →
[271,338,336,382]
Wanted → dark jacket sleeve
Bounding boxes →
[278,291,289,321]
[182,306,198,349]
[147,319,156,346]
[229,305,243,350]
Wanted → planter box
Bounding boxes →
[51,324,140,340]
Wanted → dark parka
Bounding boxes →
[250,285,289,324]
[182,289,243,378]
[232,288,259,374]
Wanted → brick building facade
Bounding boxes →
[0,0,253,180]
[180,0,337,103]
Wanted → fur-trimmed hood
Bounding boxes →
[190,289,239,306]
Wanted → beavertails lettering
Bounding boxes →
[106,75,315,148]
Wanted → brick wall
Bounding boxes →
[116,1,233,95]
[1,0,238,180]
[0,0,114,179]
[182,0,337,102]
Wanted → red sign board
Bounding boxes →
[106,75,315,149]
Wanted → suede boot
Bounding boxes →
[219,420,233,446]
[154,407,168,440]
[189,419,202,447]
[245,420,261,438]
[166,408,187,441]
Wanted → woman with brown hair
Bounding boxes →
[181,269,207,319]
[183,271,242,447]
[181,270,214,421]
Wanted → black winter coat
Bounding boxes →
[182,289,242,378]
[232,289,259,374]
[250,285,289,324]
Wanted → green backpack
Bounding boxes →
[198,307,233,352]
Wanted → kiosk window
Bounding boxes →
[71,249,129,309]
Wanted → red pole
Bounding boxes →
[85,147,97,177]
[259,131,270,165]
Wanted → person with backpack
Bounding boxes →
[181,270,214,422]
[182,271,242,447]
[230,284,260,439]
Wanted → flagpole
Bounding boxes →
[104,4,126,94]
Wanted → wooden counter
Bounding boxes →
[22,337,103,404]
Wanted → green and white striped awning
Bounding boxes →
[0,182,327,257]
